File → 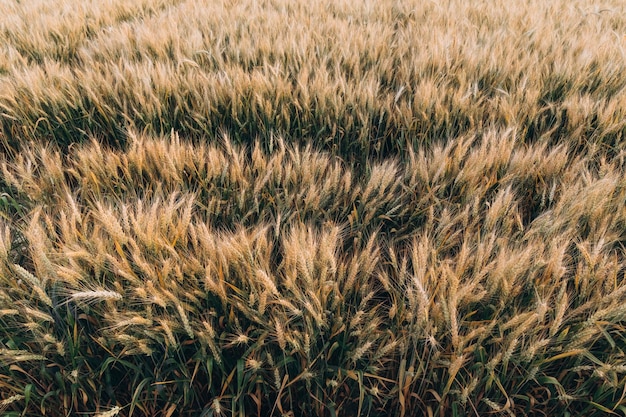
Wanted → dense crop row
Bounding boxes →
[1,0,625,416]
[1,0,625,161]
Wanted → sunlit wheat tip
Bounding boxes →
[175,302,194,339]
[0,309,19,317]
[483,398,504,411]
[352,341,373,363]
[94,406,121,417]
[246,358,263,372]
[159,319,178,348]
[23,307,54,322]
[69,290,123,304]
[12,263,42,287]
[0,394,24,407]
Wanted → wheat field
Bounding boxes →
[1,0,625,416]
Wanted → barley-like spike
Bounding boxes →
[94,406,121,417]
